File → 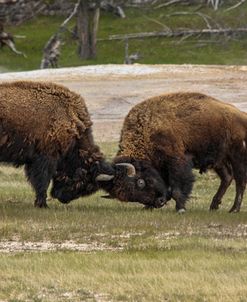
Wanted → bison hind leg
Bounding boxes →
[25,156,57,208]
[228,156,246,213]
[210,164,233,211]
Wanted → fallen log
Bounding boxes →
[102,28,247,41]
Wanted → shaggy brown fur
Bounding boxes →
[0,81,105,207]
[116,92,247,212]
[0,81,93,157]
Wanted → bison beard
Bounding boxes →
[51,167,97,203]
[50,137,104,204]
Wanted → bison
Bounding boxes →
[0,81,103,207]
[97,92,247,212]
[0,81,168,208]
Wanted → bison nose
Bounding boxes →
[154,196,167,208]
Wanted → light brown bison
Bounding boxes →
[98,92,247,212]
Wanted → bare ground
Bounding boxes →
[1,223,247,253]
[0,240,123,253]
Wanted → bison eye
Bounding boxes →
[137,179,146,189]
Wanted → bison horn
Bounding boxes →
[116,163,136,177]
[96,174,114,182]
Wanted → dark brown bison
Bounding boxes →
[0,81,102,207]
[97,92,247,212]
[0,81,168,208]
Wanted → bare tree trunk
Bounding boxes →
[90,4,100,58]
[77,0,89,59]
[77,0,100,60]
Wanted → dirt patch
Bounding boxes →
[1,225,247,253]
[37,288,111,302]
[0,240,123,253]
[2,64,247,142]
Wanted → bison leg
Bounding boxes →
[229,160,246,213]
[25,156,57,208]
[210,164,233,210]
[168,158,195,212]
[172,188,188,212]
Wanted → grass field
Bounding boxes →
[0,142,247,301]
[1,3,247,71]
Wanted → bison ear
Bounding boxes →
[96,174,114,182]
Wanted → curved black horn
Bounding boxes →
[116,163,136,177]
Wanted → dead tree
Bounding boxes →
[124,38,141,64]
[106,28,247,41]
[101,1,126,18]
[77,0,101,59]
[40,0,80,69]
[225,0,246,12]
[41,0,126,66]
[76,0,126,59]
[0,22,26,57]
[207,0,221,10]
[40,34,61,68]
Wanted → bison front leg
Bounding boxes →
[210,164,233,210]
[25,156,57,208]
[167,157,195,212]
[152,131,194,212]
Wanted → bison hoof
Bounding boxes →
[210,200,221,211]
[34,202,48,208]
[229,207,240,213]
[209,205,219,211]
[177,208,186,214]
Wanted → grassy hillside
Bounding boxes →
[1,3,247,71]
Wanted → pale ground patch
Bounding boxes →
[36,288,112,302]
[0,240,124,253]
[2,225,247,253]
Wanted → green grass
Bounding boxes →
[1,4,247,71]
[1,250,247,302]
[0,142,247,301]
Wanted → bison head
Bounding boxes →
[50,166,98,203]
[51,159,169,208]
[96,159,170,208]
[50,161,116,204]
